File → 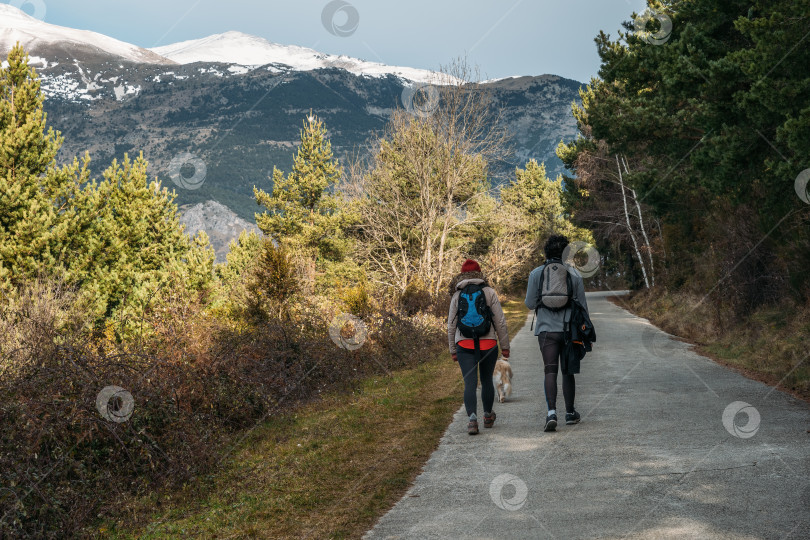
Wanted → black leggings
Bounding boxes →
[538,332,575,413]
[456,346,499,417]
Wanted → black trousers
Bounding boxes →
[538,332,575,413]
[456,345,499,417]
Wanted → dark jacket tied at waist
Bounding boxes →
[562,299,596,375]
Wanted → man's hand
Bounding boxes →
[451,353,458,362]
[502,349,510,359]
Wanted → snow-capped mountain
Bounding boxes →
[150,31,444,83]
[0,4,581,255]
[0,4,172,64]
[0,4,443,83]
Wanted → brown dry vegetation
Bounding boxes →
[0,278,447,538]
[94,297,527,539]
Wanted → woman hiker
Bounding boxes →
[525,234,589,432]
[448,259,511,435]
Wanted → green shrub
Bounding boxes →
[400,278,433,316]
[342,284,372,317]
[247,240,299,319]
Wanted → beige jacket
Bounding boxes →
[447,275,510,355]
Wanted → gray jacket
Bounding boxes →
[448,277,510,355]
[524,262,588,334]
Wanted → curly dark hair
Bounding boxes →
[544,234,569,260]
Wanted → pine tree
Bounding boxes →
[555,0,810,298]
[254,114,354,292]
[254,114,344,254]
[481,160,592,285]
[501,160,567,234]
[0,45,215,324]
[0,44,64,290]
[70,154,215,323]
[216,229,263,289]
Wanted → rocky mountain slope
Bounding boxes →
[178,201,259,262]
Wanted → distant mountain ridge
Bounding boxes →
[0,4,582,261]
[150,31,446,83]
[0,4,172,64]
[1,4,443,83]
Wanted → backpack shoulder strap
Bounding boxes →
[536,264,547,306]
[566,265,574,303]
[456,284,468,316]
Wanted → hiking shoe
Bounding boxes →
[483,411,496,428]
[566,410,581,425]
[468,418,479,435]
[544,413,557,432]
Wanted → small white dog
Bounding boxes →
[493,357,513,403]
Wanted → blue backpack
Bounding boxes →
[457,283,493,342]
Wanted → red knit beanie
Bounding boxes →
[461,259,481,273]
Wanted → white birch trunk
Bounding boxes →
[621,156,655,286]
[616,154,650,288]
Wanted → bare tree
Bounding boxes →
[428,60,513,295]
[560,136,661,289]
[348,59,511,296]
[616,154,650,288]
[621,156,655,286]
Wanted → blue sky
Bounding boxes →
[15,0,647,82]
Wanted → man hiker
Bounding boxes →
[525,235,590,432]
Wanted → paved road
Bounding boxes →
[366,292,810,539]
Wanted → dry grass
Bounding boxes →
[97,299,528,539]
[501,295,531,338]
[611,289,810,402]
[100,358,461,539]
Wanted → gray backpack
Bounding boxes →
[538,258,573,311]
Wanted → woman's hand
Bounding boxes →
[452,353,458,362]
[502,349,510,359]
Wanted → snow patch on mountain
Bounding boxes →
[1,55,54,69]
[113,84,140,101]
[1,5,458,91]
[227,65,252,75]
